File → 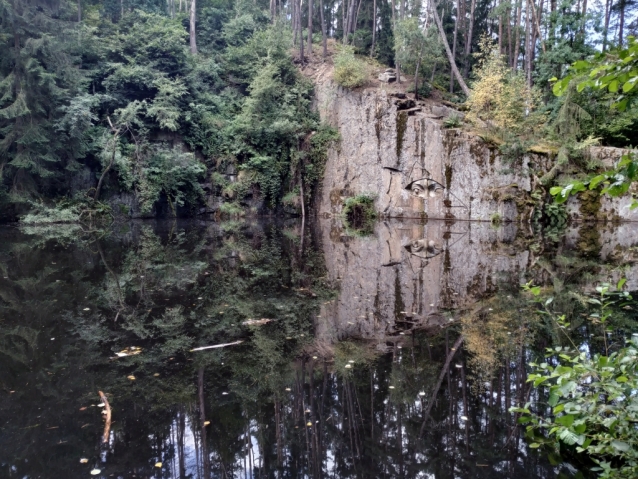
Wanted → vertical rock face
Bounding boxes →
[314,80,532,221]
[313,78,638,222]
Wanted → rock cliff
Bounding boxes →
[309,68,637,222]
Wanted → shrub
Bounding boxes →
[342,194,377,232]
[334,47,368,89]
[465,37,545,139]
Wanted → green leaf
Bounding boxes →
[617,278,627,290]
[555,414,574,427]
[616,376,628,383]
[611,440,630,452]
[548,391,560,407]
[529,442,541,448]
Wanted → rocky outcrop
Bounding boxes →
[311,73,638,222]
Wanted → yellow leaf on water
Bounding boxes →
[79,458,88,463]
[90,469,101,475]
[306,422,312,426]
[153,373,160,377]
[155,462,162,468]
[204,421,210,425]
[127,375,136,380]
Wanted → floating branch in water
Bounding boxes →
[191,340,244,352]
[98,391,111,444]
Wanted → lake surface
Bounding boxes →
[1,218,637,478]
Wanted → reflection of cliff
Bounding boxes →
[315,219,529,343]
[314,219,638,344]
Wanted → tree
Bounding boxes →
[189,0,197,53]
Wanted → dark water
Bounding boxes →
[1,219,637,479]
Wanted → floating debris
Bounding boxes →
[90,469,101,475]
[419,391,426,396]
[155,462,162,468]
[191,340,243,352]
[242,318,272,326]
[345,364,352,369]
[80,458,88,464]
[114,346,143,358]
[127,375,136,380]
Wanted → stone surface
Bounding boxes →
[312,76,637,222]
[378,72,396,83]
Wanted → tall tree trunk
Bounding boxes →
[603,0,611,51]
[307,0,313,54]
[78,0,81,21]
[342,0,348,42]
[299,0,305,61]
[619,0,625,46]
[319,0,327,58]
[432,0,470,95]
[463,0,476,78]
[371,0,376,55]
[524,0,532,85]
[498,0,503,54]
[189,0,197,54]
[450,0,460,93]
[507,3,513,66]
[513,0,522,70]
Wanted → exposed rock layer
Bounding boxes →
[312,77,637,222]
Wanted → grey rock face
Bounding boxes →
[378,72,396,83]
[312,79,637,222]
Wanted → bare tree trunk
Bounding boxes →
[78,0,81,22]
[530,0,546,53]
[342,0,348,42]
[463,0,476,78]
[319,0,327,58]
[307,0,313,54]
[513,0,522,70]
[507,2,513,65]
[432,1,470,95]
[525,0,532,85]
[498,0,503,54]
[580,0,587,35]
[371,0,376,55]
[619,0,625,46]
[189,0,197,54]
[450,0,460,93]
[603,0,611,51]
[121,0,124,18]
[299,0,305,61]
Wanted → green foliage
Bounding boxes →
[552,37,638,112]
[334,46,369,89]
[394,20,442,82]
[514,340,638,479]
[443,114,463,128]
[465,37,546,140]
[550,152,638,210]
[342,194,377,232]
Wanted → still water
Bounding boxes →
[1,219,636,478]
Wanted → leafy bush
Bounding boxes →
[466,37,545,139]
[334,47,369,89]
[514,340,638,479]
[342,194,377,232]
[443,114,463,129]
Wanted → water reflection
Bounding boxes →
[0,219,636,478]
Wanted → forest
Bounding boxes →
[1,0,637,221]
